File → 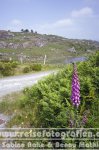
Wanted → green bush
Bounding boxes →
[10,61,19,68]
[89,51,99,67]
[23,66,30,73]
[0,61,18,76]
[30,63,42,71]
[6,51,99,128]
[0,62,14,76]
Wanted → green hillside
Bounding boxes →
[0,30,99,64]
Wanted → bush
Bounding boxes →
[30,63,42,71]
[0,62,14,76]
[10,61,19,68]
[0,61,19,76]
[23,66,30,73]
[19,52,99,128]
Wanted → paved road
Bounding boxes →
[0,71,55,98]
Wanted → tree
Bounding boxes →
[21,29,24,32]
[25,29,29,32]
[35,31,37,34]
[31,29,33,33]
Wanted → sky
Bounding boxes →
[0,0,99,40]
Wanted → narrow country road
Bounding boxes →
[0,70,55,98]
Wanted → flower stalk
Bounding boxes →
[71,63,80,108]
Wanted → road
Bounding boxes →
[0,71,55,98]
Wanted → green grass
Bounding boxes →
[0,92,24,115]
[0,59,65,77]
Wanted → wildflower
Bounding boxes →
[82,111,89,125]
[71,63,80,107]
[82,114,88,125]
[69,119,74,128]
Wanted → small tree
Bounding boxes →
[31,29,33,33]
[35,31,37,34]
[25,29,29,32]
[21,29,24,32]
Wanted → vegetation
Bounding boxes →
[23,66,30,73]
[0,51,98,149]
[0,60,62,77]
[23,64,42,73]
[30,63,42,71]
[0,29,99,150]
[0,60,18,76]
[0,31,99,66]
[0,51,98,129]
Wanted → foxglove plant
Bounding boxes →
[71,63,80,108]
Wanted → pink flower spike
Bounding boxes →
[71,63,80,107]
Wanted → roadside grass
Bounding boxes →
[0,92,24,115]
[0,91,36,127]
[0,91,30,127]
[0,62,64,77]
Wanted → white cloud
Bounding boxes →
[53,19,73,27]
[40,18,73,29]
[36,6,97,40]
[39,7,93,31]
[71,7,93,18]
[11,19,22,26]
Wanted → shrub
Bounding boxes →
[10,61,19,68]
[20,52,99,128]
[23,66,30,73]
[0,61,19,76]
[30,63,42,71]
[0,62,14,76]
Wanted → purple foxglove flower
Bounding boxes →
[71,63,80,107]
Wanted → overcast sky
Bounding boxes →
[0,0,99,40]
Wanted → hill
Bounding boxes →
[0,30,99,64]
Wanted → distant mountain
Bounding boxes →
[0,30,99,63]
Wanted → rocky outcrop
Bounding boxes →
[0,30,99,51]
[0,41,7,48]
[67,47,76,53]
[8,43,23,49]
[34,40,47,47]
[0,30,48,49]
[0,30,14,39]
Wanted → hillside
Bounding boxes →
[0,30,99,64]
